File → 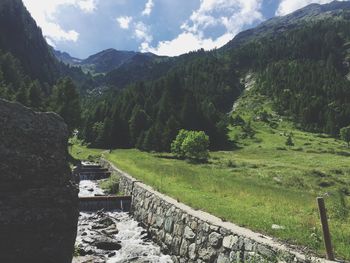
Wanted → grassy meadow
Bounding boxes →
[70,88,350,260]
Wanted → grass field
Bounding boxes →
[70,88,350,260]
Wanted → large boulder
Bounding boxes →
[0,99,79,263]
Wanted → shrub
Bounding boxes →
[257,110,270,122]
[100,174,120,194]
[171,129,189,158]
[340,126,350,147]
[241,121,255,138]
[285,134,294,146]
[230,114,245,126]
[171,130,210,162]
[182,131,210,162]
[226,160,237,168]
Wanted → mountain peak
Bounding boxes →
[223,0,350,50]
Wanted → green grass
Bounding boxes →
[99,174,120,195]
[70,87,350,260]
[103,149,349,259]
[69,138,103,161]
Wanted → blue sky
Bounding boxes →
[22,0,349,58]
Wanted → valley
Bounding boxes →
[71,84,350,259]
[1,0,350,262]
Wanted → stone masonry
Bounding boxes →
[100,159,336,263]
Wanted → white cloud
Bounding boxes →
[117,16,133,29]
[142,32,233,56]
[184,0,263,35]
[276,0,347,16]
[142,0,154,16]
[44,23,79,44]
[142,0,263,56]
[77,0,97,13]
[134,22,153,43]
[22,0,98,45]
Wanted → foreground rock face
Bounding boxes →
[0,99,78,263]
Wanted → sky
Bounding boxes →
[22,0,349,58]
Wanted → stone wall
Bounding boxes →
[100,159,334,263]
[0,99,79,263]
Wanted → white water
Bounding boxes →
[106,212,172,263]
[77,178,172,263]
[79,180,104,197]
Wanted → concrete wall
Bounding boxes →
[100,159,334,263]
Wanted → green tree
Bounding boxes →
[50,77,81,135]
[161,115,180,151]
[91,122,104,145]
[182,131,210,162]
[28,80,43,110]
[230,114,245,126]
[128,106,151,145]
[171,130,210,162]
[242,121,255,138]
[340,126,350,147]
[15,86,28,106]
[171,129,189,158]
[285,134,294,147]
[142,126,159,152]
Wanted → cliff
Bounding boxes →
[0,99,78,263]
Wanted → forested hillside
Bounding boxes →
[230,16,350,135]
[80,53,242,150]
[0,0,94,113]
[1,0,350,154]
[79,3,350,151]
[0,0,59,84]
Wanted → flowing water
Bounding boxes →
[75,179,173,263]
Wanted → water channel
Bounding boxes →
[74,177,173,263]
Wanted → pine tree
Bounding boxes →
[128,106,151,146]
[50,77,81,135]
[15,86,28,106]
[28,81,43,110]
[340,126,350,147]
[162,115,180,152]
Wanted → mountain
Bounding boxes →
[53,49,82,65]
[103,49,214,89]
[0,0,95,112]
[80,49,136,74]
[223,0,350,50]
[0,0,60,84]
[103,53,173,88]
[53,48,165,76]
[70,49,161,74]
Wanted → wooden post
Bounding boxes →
[317,197,335,260]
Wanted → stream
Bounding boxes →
[74,179,173,263]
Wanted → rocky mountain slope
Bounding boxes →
[223,0,350,50]
[53,49,82,65]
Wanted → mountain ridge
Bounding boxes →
[54,48,163,74]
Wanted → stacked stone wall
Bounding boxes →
[100,159,334,263]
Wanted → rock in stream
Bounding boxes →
[74,179,172,263]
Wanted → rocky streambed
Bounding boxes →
[74,180,172,263]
